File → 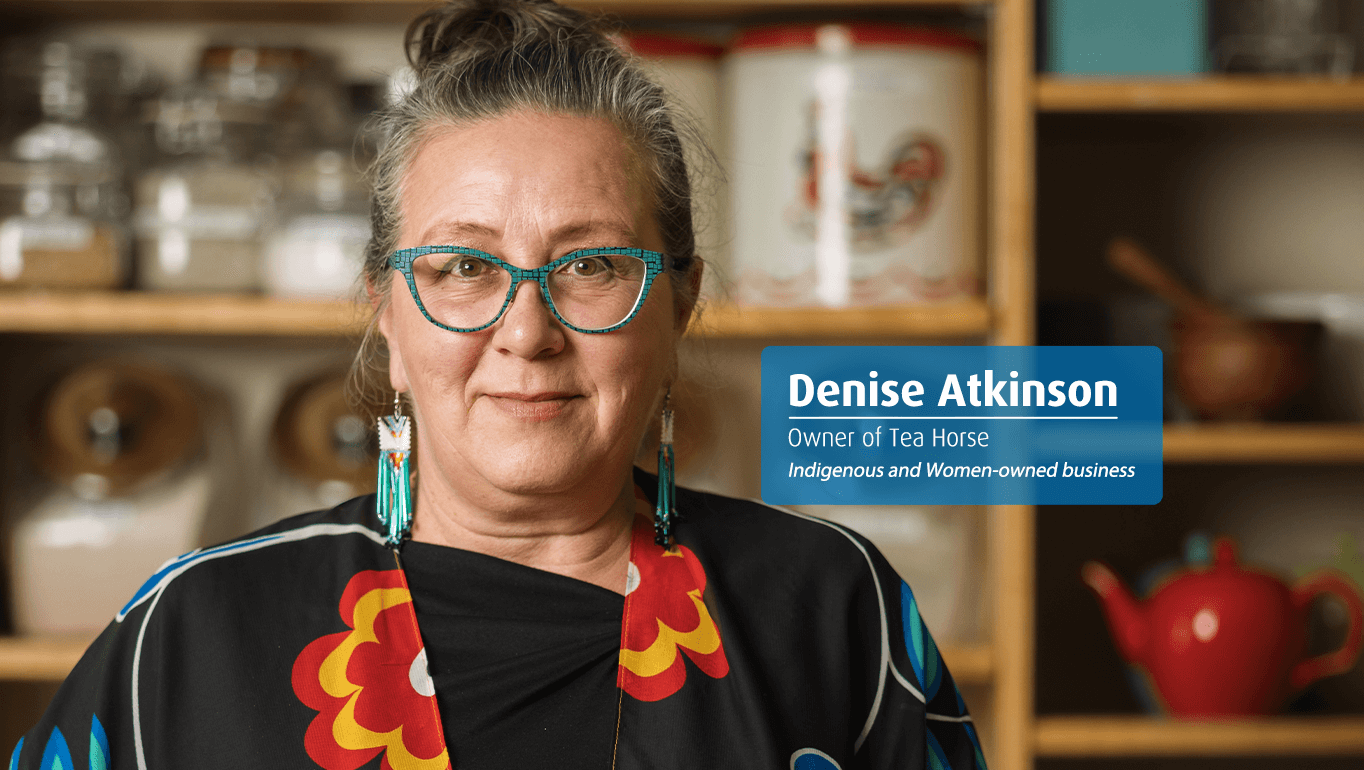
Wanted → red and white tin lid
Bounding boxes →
[615,32,725,59]
[731,23,981,54]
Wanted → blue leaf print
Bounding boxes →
[963,721,989,769]
[790,748,842,770]
[39,729,73,770]
[926,729,952,770]
[900,581,943,700]
[8,738,22,770]
[89,716,109,770]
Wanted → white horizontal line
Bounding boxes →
[927,713,975,723]
[787,415,1119,420]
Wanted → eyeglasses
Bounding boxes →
[388,246,667,334]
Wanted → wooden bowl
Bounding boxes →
[1172,316,1321,420]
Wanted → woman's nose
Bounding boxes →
[491,279,566,358]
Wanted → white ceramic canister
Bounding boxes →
[616,32,729,302]
[727,24,983,306]
[9,361,242,635]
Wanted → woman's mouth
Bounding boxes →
[483,392,581,421]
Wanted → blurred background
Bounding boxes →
[0,1,1361,769]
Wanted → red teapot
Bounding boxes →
[1082,537,1364,716]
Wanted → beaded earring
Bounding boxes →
[376,391,413,548]
[654,389,676,548]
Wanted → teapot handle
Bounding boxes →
[1289,569,1364,691]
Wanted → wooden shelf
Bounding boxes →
[694,299,991,339]
[0,291,368,337]
[1035,715,1364,757]
[940,642,993,687]
[1036,76,1364,113]
[0,636,95,682]
[1164,423,1364,464]
[9,0,996,24]
[0,292,992,339]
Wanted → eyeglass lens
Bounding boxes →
[410,252,649,331]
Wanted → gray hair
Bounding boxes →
[352,0,708,414]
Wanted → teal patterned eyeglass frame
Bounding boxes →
[388,245,668,334]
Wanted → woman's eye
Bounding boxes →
[451,258,487,278]
[566,257,608,277]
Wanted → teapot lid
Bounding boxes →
[1213,537,1240,569]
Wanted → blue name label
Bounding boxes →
[761,346,1163,505]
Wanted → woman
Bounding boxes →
[12,2,986,768]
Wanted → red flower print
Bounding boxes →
[618,491,729,701]
[292,569,449,770]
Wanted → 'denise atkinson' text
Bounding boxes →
[789,370,1117,408]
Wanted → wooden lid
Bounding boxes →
[272,372,377,489]
[34,361,201,496]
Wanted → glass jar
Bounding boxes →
[0,41,128,289]
[1213,0,1356,75]
[261,51,370,299]
[262,149,370,299]
[133,83,274,292]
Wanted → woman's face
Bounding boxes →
[380,110,688,504]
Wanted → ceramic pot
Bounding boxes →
[1083,537,1364,715]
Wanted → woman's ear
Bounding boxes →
[370,280,411,394]
[675,261,704,333]
[366,278,383,312]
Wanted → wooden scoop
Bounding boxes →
[1106,237,1224,322]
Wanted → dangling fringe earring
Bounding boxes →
[654,389,676,549]
[376,391,413,548]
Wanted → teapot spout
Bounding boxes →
[1082,561,1150,664]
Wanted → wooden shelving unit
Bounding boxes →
[0,292,992,339]
[1033,30,1364,770]
[0,637,96,682]
[1036,75,1364,112]
[1164,423,1364,464]
[1035,715,1364,757]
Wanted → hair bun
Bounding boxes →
[405,0,603,72]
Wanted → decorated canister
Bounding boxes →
[616,32,729,302]
[727,24,983,306]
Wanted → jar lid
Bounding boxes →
[34,361,201,498]
[617,32,725,59]
[732,24,981,54]
[272,372,377,489]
